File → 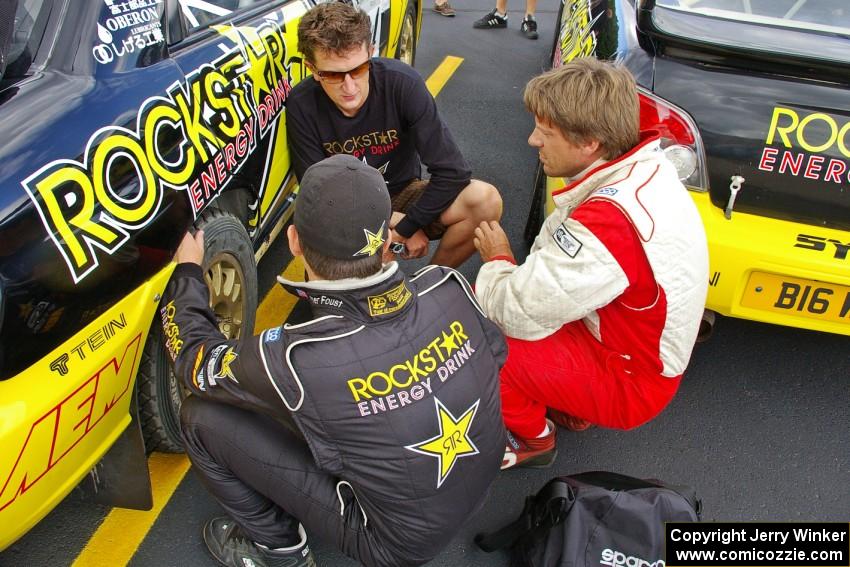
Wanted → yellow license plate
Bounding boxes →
[741,272,850,325]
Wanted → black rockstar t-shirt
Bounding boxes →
[286,58,471,237]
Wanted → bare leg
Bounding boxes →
[496,0,508,15]
[431,179,502,267]
[525,0,536,17]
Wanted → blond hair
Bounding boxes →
[297,2,372,64]
[523,58,639,159]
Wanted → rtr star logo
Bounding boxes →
[218,348,238,381]
[406,398,480,488]
[354,221,386,257]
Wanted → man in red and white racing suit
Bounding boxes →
[474,58,709,469]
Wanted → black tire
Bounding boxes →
[138,210,258,453]
[523,160,546,249]
[395,1,417,66]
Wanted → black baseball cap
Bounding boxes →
[294,155,392,259]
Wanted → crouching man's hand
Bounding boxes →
[175,230,205,266]
[474,221,515,263]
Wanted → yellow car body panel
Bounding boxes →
[543,177,850,336]
[0,266,174,550]
[384,0,422,60]
[691,192,850,336]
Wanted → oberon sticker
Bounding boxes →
[22,18,299,283]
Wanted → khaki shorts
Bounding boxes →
[390,179,448,240]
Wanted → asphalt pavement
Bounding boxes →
[3,0,849,565]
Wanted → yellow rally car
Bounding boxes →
[529,0,850,338]
[0,0,419,550]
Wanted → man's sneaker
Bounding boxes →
[501,420,557,470]
[433,1,456,16]
[520,15,538,39]
[547,408,594,432]
[473,9,508,29]
[203,516,316,567]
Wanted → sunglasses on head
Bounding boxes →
[315,59,371,84]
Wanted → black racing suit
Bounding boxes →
[160,261,507,566]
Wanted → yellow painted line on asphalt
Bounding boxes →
[75,55,463,567]
[72,453,191,566]
[426,56,464,97]
[254,255,305,331]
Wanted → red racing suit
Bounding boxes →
[475,134,709,436]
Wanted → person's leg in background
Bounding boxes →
[431,179,502,268]
[520,0,538,39]
[473,0,538,39]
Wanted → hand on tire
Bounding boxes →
[175,230,205,266]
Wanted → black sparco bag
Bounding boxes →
[475,471,701,567]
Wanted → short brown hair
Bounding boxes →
[301,240,383,281]
[523,58,639,159]
[297,2,372,64]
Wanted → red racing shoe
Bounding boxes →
[501,419,557,470]
[547,408,594,432]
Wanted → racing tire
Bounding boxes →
[395,0,417,66]
[138,210,258,453]
[523,160,546,249]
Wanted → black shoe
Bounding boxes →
[203,517,316,567]
[473,9,508,29]
[521,15,538,39]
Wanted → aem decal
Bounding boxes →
[0,334,142,512]
[759,106,850,184]
[23,18,299,283]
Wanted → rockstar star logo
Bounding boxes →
[406,398,480,488]
[439,331,460,355]
[354,221,386,257]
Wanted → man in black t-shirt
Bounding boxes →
[287,2,502,268]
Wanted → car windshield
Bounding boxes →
[1,0,55,83]
[656,0,850,35]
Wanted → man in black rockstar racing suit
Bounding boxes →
[161,154,507,567]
